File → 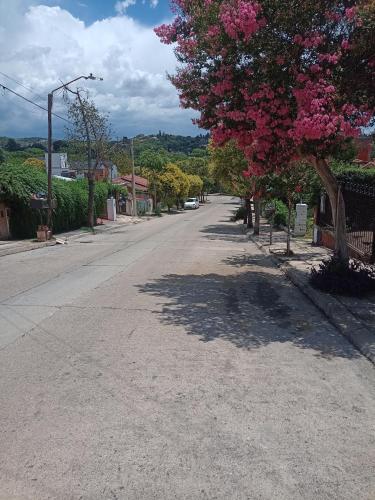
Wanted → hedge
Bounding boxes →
[332,161,375,186]
[0,163,125,238]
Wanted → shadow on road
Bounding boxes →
[138,262,359,360]
[223,254,277,269]
[200,223,245,243]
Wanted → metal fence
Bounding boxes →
[317,181,375,263]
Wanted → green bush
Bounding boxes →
[310,256,375,296]
[0,163,119,238]
[266,199,290,227]
[232,205,246,221]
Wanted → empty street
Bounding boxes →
[0,196,375,500]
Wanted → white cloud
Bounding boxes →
[150,0,159,8]
[0,2,198,138]
[115,0,136,15]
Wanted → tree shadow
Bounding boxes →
[223,254,277,269]
[137,265,360,360]
[200,224,246,243]
[161,210,184,216]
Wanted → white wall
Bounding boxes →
[44,153,68,176]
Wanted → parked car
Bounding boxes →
[184,197,199,209]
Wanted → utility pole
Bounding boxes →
[131,138,137,217]
[47,93,53,229]
[47,73,103,231]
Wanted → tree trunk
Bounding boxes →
[246,198,253,229]
[243,199,248,225]
[153,183,157,212]
[312,158,349,262]
[87,172,95,228]
[254,198,260,235]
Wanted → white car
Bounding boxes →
[184,197,199,209]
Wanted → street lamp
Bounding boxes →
[47,73,103,230]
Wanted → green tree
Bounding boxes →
[5,138,21,152]
[209,140,259,227]
[138,149,168,171]
[158,164,181,211]
[263,163,318,254]
[31,142,46,152]
[179,155,213,201]
[157,163,191,211]
[53,140,68,152]
[109,145,133,175]
[187,174,204,197]
[65,91,111,228]
[209,141,248,196]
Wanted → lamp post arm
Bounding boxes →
[51,75,90,95]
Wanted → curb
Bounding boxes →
[250,234,375,365]
[0,240,56,258]
[0,217,151,258]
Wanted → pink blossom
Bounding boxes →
[154,17,184,44]
[345,7,357,21]
[156,0,372,177]
[310,64,322,74]
[212,79,234,97]
[294,33,324,48]
[325,11,341,22]
[207,25,221,37]
[220,0,265,42]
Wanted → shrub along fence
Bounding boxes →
[0,163,122,239]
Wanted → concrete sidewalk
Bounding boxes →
[0,215,150,258]
[249,221,375,364]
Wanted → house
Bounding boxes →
[354,136,373,163]
[45,153,118,181]
[44,152,68,176]
[68,159,118,181]
[113,174,153,215]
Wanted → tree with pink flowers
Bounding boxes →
[156,0,374,260]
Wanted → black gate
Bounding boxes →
[317,181,375,263]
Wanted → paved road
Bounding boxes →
[0,196,374,500]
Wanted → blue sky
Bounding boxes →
[60,0,173,26]
[0,0,199,138]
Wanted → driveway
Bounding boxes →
[0,196,374,499]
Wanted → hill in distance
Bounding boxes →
[1,132,210,156]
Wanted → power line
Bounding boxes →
[0,82,71,124]
[0,70,45,103]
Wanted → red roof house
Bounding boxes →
[113,174,148,192]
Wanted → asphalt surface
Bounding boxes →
[0,195,375,500]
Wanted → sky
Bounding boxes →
[0,0,199,138]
